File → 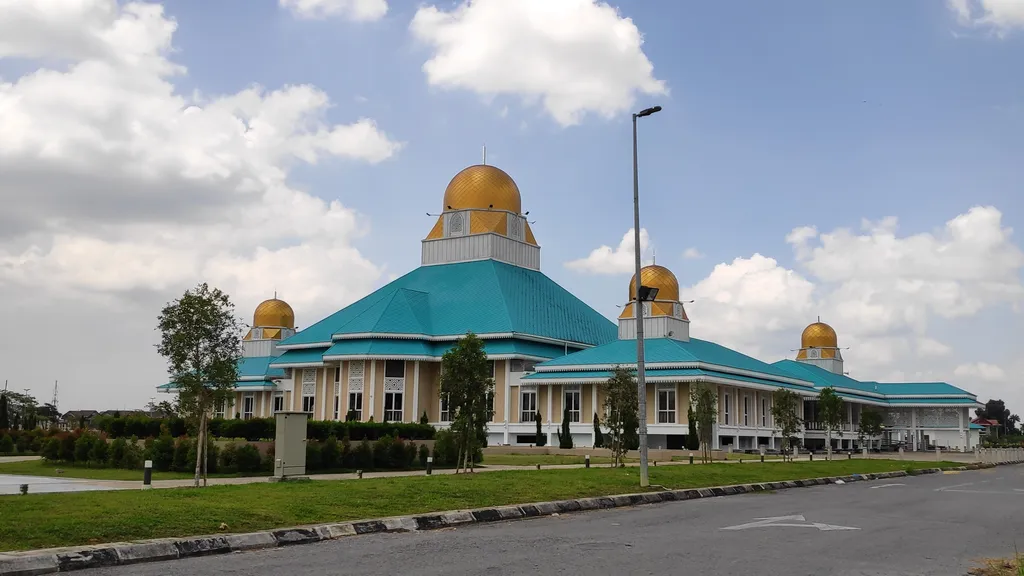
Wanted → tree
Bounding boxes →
[0,434,12,455]
[771,389,803,461]
[557,404,574,448]
[689,383,717,463]
[157,283,242,487]
[977,399,1013,436]
[593,413,605,448]
[818,387,844,460]
[686,405,700,451]
[858,408,884,450]
[439,333,494,474]
[602,367,639,468]
[0,394,9,430]
[534,412,545,446]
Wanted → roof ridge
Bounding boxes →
[334,288,402,334]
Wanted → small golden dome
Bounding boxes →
[801,321,837,349]
[443,165,522,213]
[628,264,680,302]
[253,298,295,329]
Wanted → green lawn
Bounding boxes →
[0,459,960,552]
[481,454,635,466]
[0,460,245,481]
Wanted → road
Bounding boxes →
[77,466,1024,575]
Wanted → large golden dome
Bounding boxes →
[442,165,522,213]
[628,264,680,302]
[801,321,837,349]
[253,298,295,329]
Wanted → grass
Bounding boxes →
[0,459,961,552]
[969,556,1024,576]
[480,454,634,466]
[0,460,246,481]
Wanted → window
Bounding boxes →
[348,391,363,421]
[384,389,403,422]
[243,393,254,420]
[761,397,768,427]
[487,391,495,422]
[510,360,537,373]
[273,392,284,414]
[301,368,316,414]
[440,395,451,422]
[743,396,750,426]
[563,386,580,423]
[488,360,496,378]
[724,393,730,425]
[657,386,676,424]
[333,383,341,421]
[521,388,537,422]
[214,399,226,419]
[385,360,405,379]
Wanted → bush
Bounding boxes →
[372,436,393,470]
[151,435,175,472]
[120,442,143,469]
[418,443,429,468]
[405,442,418,469]
[306,441,323,471]
[29,435,42,454]
[432,429,458,466]
[74,433,96,465]
[0,434,13,455]
[15,433,30,454]
[172,437,190,472]
[341,435,353,469]
[41,437,60,461]
[185,439,219,475]
[108,438,127,467]
[354,438,372,470]
[59,433,77,462]
[261,445,275,473]
[235,444,262,474]
[321,436,340,469]
[389,437,407,469]
[219,443,239,473]
[89,437,109,465]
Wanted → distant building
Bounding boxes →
[59,410,100,431]
[157,163,984,451]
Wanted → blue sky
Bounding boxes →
[1,0,1022,410]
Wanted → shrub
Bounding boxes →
[185,439,219,475]
[59,433,76,462]
[418,443,429,468]
[321,436,340,469]
[354,438,372,470]
[405,441,418,469]
[219,443,239,473]
[389,437,407,469]
[373,435,393,470]
[120,442,143,469]
[74,433,96,465]
[89,437,109,465]
[41,437,60,461]
[29,435,42,454]
[151,435,175,472]
[235,444,262,473]
[305,442,323,471]
[172,437,190,472]
[432,429,458,466]
[15,433,30,454]
[340,435,353,469]
[261,445,275,473]
[108,437,127,467]
[0,434,13,455]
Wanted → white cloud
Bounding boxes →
[949,0,1024,34]
[954,362,1007,382]
[565,228,650,274]
[682,247,704,259]
[279,0,388,21]
[409,0,667,126]
[916,337,952,357]
[0,0,401,409]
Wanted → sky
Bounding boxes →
[1,0,1022,413]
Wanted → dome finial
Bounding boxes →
[482,144,486,165]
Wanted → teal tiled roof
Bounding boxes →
[884,397,978,405]
[525,367,813,392]
[279,260,617,347]
[537,338,801,381]
[239,356,286,380]
[869,382,974,396]
[271,348,330,366]
[278,338,578,363]
[773,360,882,396]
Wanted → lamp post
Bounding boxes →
[632,105,662,488]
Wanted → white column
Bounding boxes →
[412,361,420,422]
[593,383,600,446]
[320,367,328,421]
[503,360,512,445]
[368,361,376,420]
[547,383,553,445]
[911,408,918,451]
[341,362,349,418]
[259,391,266,417]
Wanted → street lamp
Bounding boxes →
[632,104,662,488]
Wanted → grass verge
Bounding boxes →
[0,460,240,481]
[480,454,634,466]
[969,556,1024,576]
[0,459,961,552]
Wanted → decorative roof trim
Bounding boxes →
[277,342,332,350]
[527,374,819,395]
[327,331,594,349]
[831,386,885,399]
[886,402,985,408]
[269,361,323,368]
[319,353,552,363]
[883,393,975,399]
[534,361,813,389]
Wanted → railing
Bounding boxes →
[521,411,536,423]
[805,422,859,432]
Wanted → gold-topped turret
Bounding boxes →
[424,164,537,246]
[796,320,838,359]
[245,297,295,340]
[619,264,688,320]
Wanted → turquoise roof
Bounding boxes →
[276,338,577,364]
[773,360,882,396]
[239,356,286,380]
[537,337,801,382]
[884,397,977,405]
[869,382,974,396]
[271,347,330,366]
[279,260,617,347]
[525,367,812,392]
[324,339,434,358]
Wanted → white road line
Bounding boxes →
[935,481,976,491]
[941,489,1024,495]
[869,483,906,489]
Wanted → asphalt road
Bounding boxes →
[88,465,1024,576]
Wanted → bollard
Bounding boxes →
[143,459,153,490]
[689,453,694,465]
[935,447,941,461]
[536,464,541,470]
[848,452,852,460]
[426,456,433,475]
[862,447,868,458]
[760,454,764,463]
[653,460,657,467]
[809,452,814,462]
[585,454,590,468]
[356,470,363,479]
[19,484,28,495]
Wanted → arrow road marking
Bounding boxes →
[722,515,859,532]
[869,483,906,489]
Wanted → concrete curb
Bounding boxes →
[0,462,1009,575]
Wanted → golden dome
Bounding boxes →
[253,298,295,329]
[628,264,680,303]
[801,321,837,349]
[443,165,522,213]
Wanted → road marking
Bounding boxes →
[936,481,976,491]
[869,483,906,489]
[940,489,1024,495]
[942,470,961,475]
[722,515,859,532]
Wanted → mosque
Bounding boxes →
[159,164,983,452]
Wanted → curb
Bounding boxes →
[0,462,1008,575]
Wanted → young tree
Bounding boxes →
[602,367,639,468]
[0,394,9,430]
[858,408,884,450]
[439,333,494,473]
[0,434,13,455]
[593,413,605,448]
[534,412,545,446]
[689,383,717,463]
[157,283,242,488]
[771,389,803,461]
[686,404,700,451]
[818,387,844,460]
[557,404,574,448]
